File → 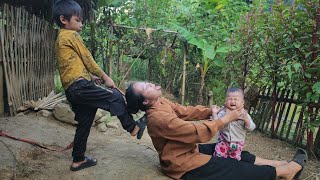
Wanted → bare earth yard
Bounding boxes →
[0,113,319,180]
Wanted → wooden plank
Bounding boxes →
[285,103,298,140]
[0,5,4,115]
[0,62,3,115]
[264,88,280,132]
[274,89,290,135]
[252,86,266,127]
[256,87,270,129]
[279,89,295,139]
[293,106,306,146]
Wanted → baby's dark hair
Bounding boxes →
[226,87,244,97]
[125,83,148,114]
[53,0,83,27]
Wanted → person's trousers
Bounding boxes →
[65,79,136,162]
[181,143,276,180]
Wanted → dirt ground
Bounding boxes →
[0,113,319,180]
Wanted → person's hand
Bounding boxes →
[90,74,104,85]
[102,74,116,88]
[239,109,248,120]
[211,105,220,115]
[210,105,220,120]
[221,105,244,124]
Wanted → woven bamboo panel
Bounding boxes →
[0,4,56,115]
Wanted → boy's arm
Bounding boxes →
[69,32,115,88]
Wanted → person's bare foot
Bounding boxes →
[130,125,140,136]
[70,157,97,171]
[273,160,289,167]
[282,161,302,180]
[71,159,86,168]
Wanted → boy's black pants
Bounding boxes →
[181,143,276,180]
[65,79,136,162]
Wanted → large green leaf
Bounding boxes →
[312,82,320,94]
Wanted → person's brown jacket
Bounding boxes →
[146,98,225,179]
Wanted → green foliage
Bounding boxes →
[68,0,319,130]
[233,0,320,142]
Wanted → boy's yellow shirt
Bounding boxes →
[55,29,104,90]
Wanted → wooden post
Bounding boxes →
[207,91,213,107]
[181,42,187,105]
[108,22,114,77]
[108,41,113,77]
[0,62,4,116]
[315,127,320,157]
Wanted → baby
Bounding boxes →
[212,87,256,161]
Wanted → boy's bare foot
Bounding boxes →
[71,160,86,168]
[70,156,97,171]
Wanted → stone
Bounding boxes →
[39,110,52,117]
[96,122,108,132]
[53,103,77,125]
[16,112,25,117]
[94,109,104,121]
[106,120,119,129]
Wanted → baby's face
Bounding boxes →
[224,91,244,110]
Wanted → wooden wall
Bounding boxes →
[0,4,56,115]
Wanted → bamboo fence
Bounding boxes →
[249,87,320,157]
[0,4,56,115]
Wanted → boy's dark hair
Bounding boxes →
[226,87,244,97]
[125,83,148,114]
[53,0,83,27]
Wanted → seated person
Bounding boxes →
[125,81,307,180]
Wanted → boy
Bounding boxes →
[211,87,256,161]
[53,0,147,171]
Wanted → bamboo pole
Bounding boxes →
[0,5,4,115]
[181,41,187,105]
[0,63,3,115]
[113,24,178,34]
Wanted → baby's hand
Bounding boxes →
[211,105,220,115]
[210,105,221,120]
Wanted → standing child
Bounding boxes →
[212,87,256,161]
[53,0,147,171]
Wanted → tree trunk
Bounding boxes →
[108,41,113,77]
[101,42,106,72]
[147,59,151,81]
[197,78,205,105]
[116,42,121,85]
[181,42,187,105]
[90,22,96,59]
[315,124,320,157]
[307,105,315,154]
[0,63,4,116]
[270,76,277,138]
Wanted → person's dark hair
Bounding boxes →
[53,0,83,27]
[226,87,244,97]
[125,83,148,114]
